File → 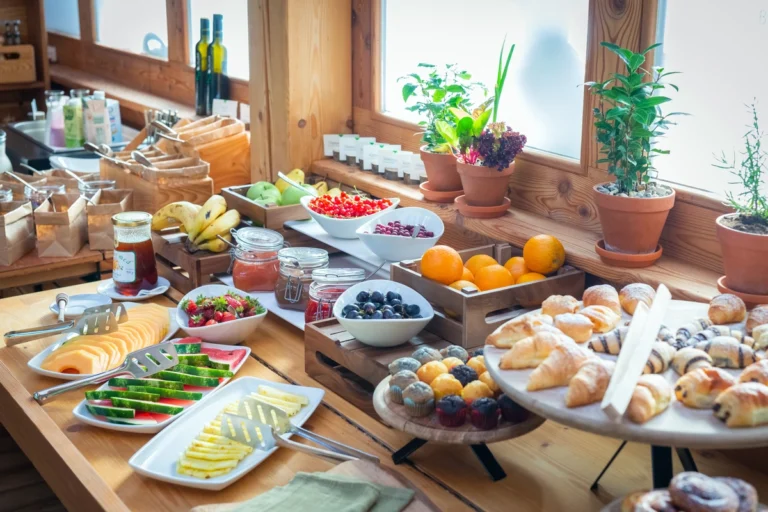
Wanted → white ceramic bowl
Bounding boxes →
[355,207,444,262]
[176,284,267,344]
[300,195,400,239]
[333,280,433,347]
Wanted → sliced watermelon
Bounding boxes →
[177,354,210,366]
[155,371,220,387]
[126,385,203,400]
[183,385,216,393]
[201,347,247,371]
[85,390,160,401]
[88,399,114,407]
[86,404,135,418]
[173,337,203,354]
[158,397,196,408]
[110,397,184,415]
[147,411,174,422]
[172,364,233,378]
[108,377,184,390]
[104,411,158,426]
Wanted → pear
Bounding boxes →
[275,169,304,194]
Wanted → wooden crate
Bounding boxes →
[221,185,309,230]
[390,244,586,348]
[151,231,231,294]
[0,45,36,84]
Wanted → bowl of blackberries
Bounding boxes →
[333,280,434,347]
[356,207,444,262]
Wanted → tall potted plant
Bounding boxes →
[400,63,485,192]
[714,102,768,295]
[586,42,682,257]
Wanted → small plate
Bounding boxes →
[49,294,112,319]
[455,195,511,219]
[97,277,171,301]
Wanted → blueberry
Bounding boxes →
[386,291,401,302]
[356,291,370,303]
[370,291,384,304]
[389,298,402,307]
[393,304,404,314]
[342,304,357,315]
[381,305,394,313]
[364,314,373,319]
[382,310,394,319]
[372,310,383,319]
[393,313,403,319]
[345,310,360,319]
[405,304,420,317]
[363,302,376,315]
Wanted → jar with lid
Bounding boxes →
[112,211,158,296]
[305,268,365,323]
[0,130,11,174]
[25,183,65,210]
[275,247,329,311]
[231,227,284,292]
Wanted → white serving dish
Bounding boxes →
[49,155,101,173]
[333,279,433,348]
[72,341,251,434]
[299,195,400,239]
[97,277,170,301]
[28,302,180,381]
[355,207,444,262]
[49,294,112,319]
[129,376,325,490]
[177,284,267,345]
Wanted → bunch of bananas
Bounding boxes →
[152,195,241,253]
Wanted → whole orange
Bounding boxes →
[516,272,547,284]
[465,254,497,279]
[448,280,479,293]
[461,267,475,283]
[474,264,515,291]
[421,245,464,285]
[503,256,529,282]
[523,235,565,274]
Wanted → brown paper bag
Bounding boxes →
[34,194,88,257]
[86,189,133,250]
[0,201,35,266]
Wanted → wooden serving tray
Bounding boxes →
[221,185,309,230]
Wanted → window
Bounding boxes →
[381,0,590,160]
[45,0,80,38]
[187,0,249,80]
[655,0,768,195]
[94,0,168,59]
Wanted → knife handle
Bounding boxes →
[33,364,129,404]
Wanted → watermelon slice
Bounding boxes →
[158,397,197,408]
[201,347,247,371]
[173,337,203,354]
[104,411,158,426]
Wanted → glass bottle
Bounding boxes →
[206,14,228,113]
[44,90,66,147]
[195,18,211,116]
[0,129,12,174]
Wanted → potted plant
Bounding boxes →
[400,63,485,192]
[714,102,768,295]
[586,42,683,256]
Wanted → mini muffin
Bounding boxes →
[498,394,530,423]
[411,346,442,365]
[389,370,419,404]
[450,365,479,387]
[470,397,499,429]
[466,355,487,375]
[430,373,464,400]
[479,371,500,395]
[436,395,468,427]
[388,357,421,376]
[473,348,484,357]
[462,380,493,404]
[402,382,435,417]
[440,345,469,363]
[441,357,464,371]
[416,360,448,384]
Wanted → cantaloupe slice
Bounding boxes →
[104,332,137,355]
[97,339,122,368]
[43,349,103,374]
[42,338,110,371]
[101,334,131,360]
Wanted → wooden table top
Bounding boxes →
[0,245,103,277]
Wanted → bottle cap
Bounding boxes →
[93,91,105,100]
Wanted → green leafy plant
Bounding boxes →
[492,38,514,123]
[714,102,768,223]
[586,42,686,194]
[400,63,485,153]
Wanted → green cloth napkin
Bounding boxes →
[233,472,415,512]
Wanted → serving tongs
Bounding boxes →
[33,341,179,404]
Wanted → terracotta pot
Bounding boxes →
[593,184,675,254]
[456,161,514,207]
[716,214,768,295]
[420,146,462,192]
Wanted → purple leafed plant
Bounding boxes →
[475,123,527,171]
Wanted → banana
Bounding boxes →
[188,195,227,240]
[197,233,232,253]
[152,202,202,232]
[313,181,329,195]
[193,209,241,245]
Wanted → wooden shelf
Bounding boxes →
[311,159,721,303]
[0,81,45,92]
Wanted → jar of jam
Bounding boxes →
[305,268,365,323]
[231,227,284,292]
[112,211,158,296]
[275,247,329,311]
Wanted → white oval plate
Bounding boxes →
[27,302,180,381]
[49,294,112,319]
[72,341,251,434]
[97,277,170,301]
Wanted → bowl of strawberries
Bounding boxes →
[177,284,267,344]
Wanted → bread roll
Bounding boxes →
[695,336,758,369]
[669,472,739,512]
[579,305,620,333]
[554,313,593,343]
[644,342,676,374]
[619,283,655,315]
[499,331,574,370]
[627,374,672,424]
[565,359,615,408]
[621,490,676,512]
[486,314,557,349]
[747,305,768,334]
[738,360,768,386]
[526,344,594,391]
[708,293,747,325]
[674,367,736,409]
[541,295,579,317]
[582,284,621,315]
[671,347,713,375]
[713,382,768,428]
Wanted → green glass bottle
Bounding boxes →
[194,18,210,116]
[206,14,228,113]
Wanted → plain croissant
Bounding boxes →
[627,374,672,424]
[564,359,615,408]
[527,344,594,391]
[499,331,575,370]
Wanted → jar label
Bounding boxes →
[113,250,136,283]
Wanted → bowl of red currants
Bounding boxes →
[356,207,444,262]
[333,280,434,347]
[300,194,400,239]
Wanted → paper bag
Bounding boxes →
[34,194,88,257]
[86,189,133,250]
[0,201,35,266]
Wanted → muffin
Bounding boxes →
[430,373,464,400]
[473,348,484,357]
[436,395,468,427]
[450,364,478,387]
[389,370,419,404]
[388,357,421,376]
[498,394,530,423]
[441,357,464,371]
[416,360,448,384]
[470,397,499,429]
[479,371,500,395]
[402,382,435,417]
[440,345,469,363]
[466,355,487,375]
[461,380,493,404]
[411,346,442,365]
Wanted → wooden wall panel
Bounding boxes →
[352,0,373,110]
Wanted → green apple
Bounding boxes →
[247,182,282,206]
[281,183,316,206]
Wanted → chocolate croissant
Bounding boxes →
[565,359,614,408]
[627,374,672,424]
[713,382,768,428]
[674,317,713,349]
[499,331,574,370]
[674,367,736,409]
[526,344,594,391]
[738,360,768,386]
[657,325,675,345]
[695,336,758,369]
[671,347,713,376]
[644,342,676,374]
[588,326,628,354]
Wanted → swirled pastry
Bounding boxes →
[674,317,713,349]
[588,326,628,354]
[669,472,739,512]
[695,336,758,369]
[671,347,713,375]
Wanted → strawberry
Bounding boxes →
[188,314,205,327]
[213,296,228,312]
[204,319,218,326]
[243,308,255,317]
[224,295,243,311]
[214,310,224,322]
[181,299,198,315]
[221,312,237,322]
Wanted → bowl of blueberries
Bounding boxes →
[355,207,444,262]
[333,279,434,347]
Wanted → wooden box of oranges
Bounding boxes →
[390,240,585,348]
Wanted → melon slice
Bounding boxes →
[201,348,247,371]
[42,339,110,371]
[42,349,103,374]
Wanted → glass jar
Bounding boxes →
[25,184,65,210]
[231,227,284,292]
[78,179,116,200]
[0,130,11,174]
[305,268,366,323]
[0,185,12,203]
[112,211,158,296]
[275,247,329,311]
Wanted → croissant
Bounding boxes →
[579,305,621,333]
[583,284,621,315]
[674,317,713,349]
[541,295,580,317]
[729,329,755,347]
[627,374,672,424]
[708,293,747,325]
[671,347,713,376]
[695,336,758,369]
[644,342,676,374]
[674,367,736,409]
[746,304,768,334]
[657,325,674,345]
[752,324,768,351]
[554,313,593,343]
[526,344,594,391]
[713,382,768,428]
[486,314,557,348]
[619,283,655,315]
[499,331,574,370]
[589,326,628,354]
[738,360,768,386]
[565,359,615,408]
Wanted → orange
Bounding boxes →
[503,256,529,282]
[474,264,514,291]
[448,280,479,293]
[523,235,566,274]
[461,267,475,283]
[516,272,547,284]
[465,254,497,279]
[421,245,464,285]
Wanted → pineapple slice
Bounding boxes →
[257,385,309,405]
